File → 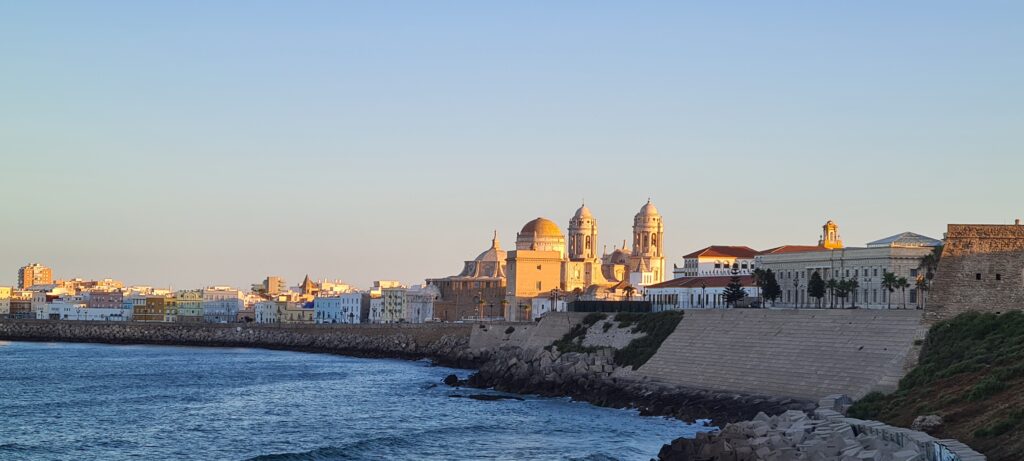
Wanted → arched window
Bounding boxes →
[585,236,591,250]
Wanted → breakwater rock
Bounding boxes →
[0,320,478,365]
[657,406,987,461]
[468,345,816,425]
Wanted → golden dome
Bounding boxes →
[520,217,563,237]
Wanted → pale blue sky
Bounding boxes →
[1,1,1021,289]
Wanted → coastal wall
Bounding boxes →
[639,309,926,400]
[0,320,475,364]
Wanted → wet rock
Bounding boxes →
[443,374,462,387]
[910,414,943,433]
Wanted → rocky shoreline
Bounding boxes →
[464,345,816,427]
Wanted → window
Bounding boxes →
[536,282,542,290]
[873,268,878,276]
[996,274,1002,281]
[910,269,918,277]
[976,273,982,280]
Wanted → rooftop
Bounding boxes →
[683,245,760,259]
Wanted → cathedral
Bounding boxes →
[426,200,666,322]
[504,200,666,321]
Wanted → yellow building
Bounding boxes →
[505,218,567,321]
[279,301,314,324]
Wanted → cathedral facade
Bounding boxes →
[504,200,667,321]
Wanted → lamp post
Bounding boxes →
[793,278,799,309]
[700,282,707,309]
[548,288,562,318]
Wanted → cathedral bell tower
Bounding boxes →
[568,203,598,261]
[630,199,666,285]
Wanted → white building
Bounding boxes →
[757,234,937,309]
[49,300,130,321]
[203,286,244,323]
[645,275,758,311]
[672,246,760,279]
[405,285,439,324]
[254,300,278,324]
[381,286,408,323]
[755,232,942,309]
[314,292,365,324]
[530,293,569,320]
[369,297,384,324]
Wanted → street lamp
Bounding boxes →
[793,279,799,309]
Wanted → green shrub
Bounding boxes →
[850,311,1024,427]
[582,312,607,326]
[847,392,891,419]
[551,323,598,354]
[975,409,1024,438]
[613,311,684,369]
[966,376,1007,402]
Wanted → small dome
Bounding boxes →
[573,205,593,220]
[520,217,563,237]
[638,200,659,217]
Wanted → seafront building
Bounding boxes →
[405,285,439,323]
[755,229,941,309]
[314,292,367,324]
[254,300,277,324]
[176,290,204,323]
[381,285,408,323]
[202,287,244,323]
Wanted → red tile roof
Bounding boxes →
[646,275,755,290]
[683,245,760,259]
[757,245,826,255]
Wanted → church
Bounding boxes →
[503,200,666,321]
[427,200,666,322]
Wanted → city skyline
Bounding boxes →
[3,2,1023,289]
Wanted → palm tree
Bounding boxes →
[752,268,766,307]
[881,271,899,309]
[623,285,636,301]
[915,275,928,309]
[845,279,860,308]
[825,279,839,309]
[898,277,911,309]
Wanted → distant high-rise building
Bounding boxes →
[261,276,286,296]
[17,263,53,289]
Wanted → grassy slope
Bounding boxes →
[848,311,1024,461]
[549,311,684,369]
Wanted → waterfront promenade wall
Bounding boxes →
[639,309,926,400]
[0,320,475,362]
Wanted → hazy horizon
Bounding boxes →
[2,2,1022,289]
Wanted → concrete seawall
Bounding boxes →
[0,320,476,364]
[639,309,927,400]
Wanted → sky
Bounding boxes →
[1,1,1022,290]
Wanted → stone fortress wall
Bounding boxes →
[927,224,1024,322]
